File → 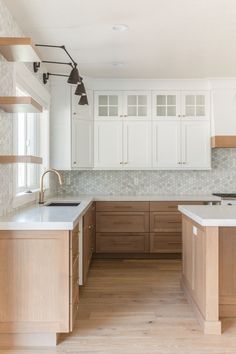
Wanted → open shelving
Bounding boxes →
[0,37,41,62]
[0,96,43,113]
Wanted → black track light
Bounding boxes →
[79,95,88,105]
[67,64,80,84]
[75,80,86,95]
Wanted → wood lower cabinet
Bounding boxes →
[150,233,182,253]
[0,222,80,347]
[150,201,204,254]
[82,202,96,284]
[96,233,149,253]
[95,201,206,256]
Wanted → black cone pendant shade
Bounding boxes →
[75,80,86,95]
[67,65,80,84]
[79,95,88,105]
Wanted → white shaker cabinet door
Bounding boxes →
[123,121,152,169]
[72,119,94,169]
[94,121,123,169]
[152,121,181,169]
[181,121,211,169]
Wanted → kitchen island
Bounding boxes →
[179,205,236,335]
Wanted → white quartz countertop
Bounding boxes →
[0,197,93,230]
[0,194,221,231]
[178,205,236,227]
[80,194,221,202]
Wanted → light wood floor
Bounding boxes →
[3,259,236,354]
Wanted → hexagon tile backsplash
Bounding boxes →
[50,149,236,197]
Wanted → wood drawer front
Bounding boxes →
[150,212,181,233]
[96,212,149,233]
[96,233,149,253]
[150,233,182,253]
[96,201,149,212]
[150,201,204,212]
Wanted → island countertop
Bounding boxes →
[0,194,221,230]
[178,205,236,227]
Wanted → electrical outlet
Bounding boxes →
[193,226,198,235]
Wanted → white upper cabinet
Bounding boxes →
[123,91,151,119]
[94,121,123,169]
[181,121,211,169]
[182,92,209,120]
[152,91,181,120]
[94,91,123,120]
[123,121,152,168]
[72,119,93,169]
[72,89,93,120]
[94,91,151,120]
[153,121,181,169]
[152,91,209,120]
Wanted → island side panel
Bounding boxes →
[181,216,221,334]
[219,227,236,317]
[0,230,70,336]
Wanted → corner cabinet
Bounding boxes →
[50,79,93,170]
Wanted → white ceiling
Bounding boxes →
[3,0,236,79]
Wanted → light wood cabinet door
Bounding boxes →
[150,201,204,212]
[152,120,181,169]
[94,121,123,168]
[123,121,152,168]
[150,212,181,233]
[83,203,96,284]
[150,233,182,253]
[96,233,149,253]
[96,201,149,212]
[96,212,149,233]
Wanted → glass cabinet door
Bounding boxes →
[123,92,151,119]
[152,91,180,119]
[182,92,209,120]
[95,91,122,119]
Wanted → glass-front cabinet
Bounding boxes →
[152,91,209,120]
[94,91,151,120]
[182,92,209,120]
[94,91,122,119]
[123,91,151,119]
[152,91,180,119]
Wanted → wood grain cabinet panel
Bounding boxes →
[96,233,149,253]
[150,212,181,233]
[150,201,204,212]
[96,201,149,212]
[96,212,149,233]
[150,233,182,253]
[83,203,96,284]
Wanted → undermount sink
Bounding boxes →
[46,202,81,207]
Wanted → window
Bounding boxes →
[14,87,40,193]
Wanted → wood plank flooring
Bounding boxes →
[3,259,236,354]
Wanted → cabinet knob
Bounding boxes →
[182,115,186,117]
[178,115,181,117]
[73,161,76,164]
[178,162,182,164]
[88,225,92,229]
[182,162,186,164]
[124,162,128,164]
[120,162,123,164]
[120,115,124,117]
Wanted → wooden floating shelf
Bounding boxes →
[0,37,41,62]
[0,155,43,164]
[211,136,236,148]
[0,96,43,113]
